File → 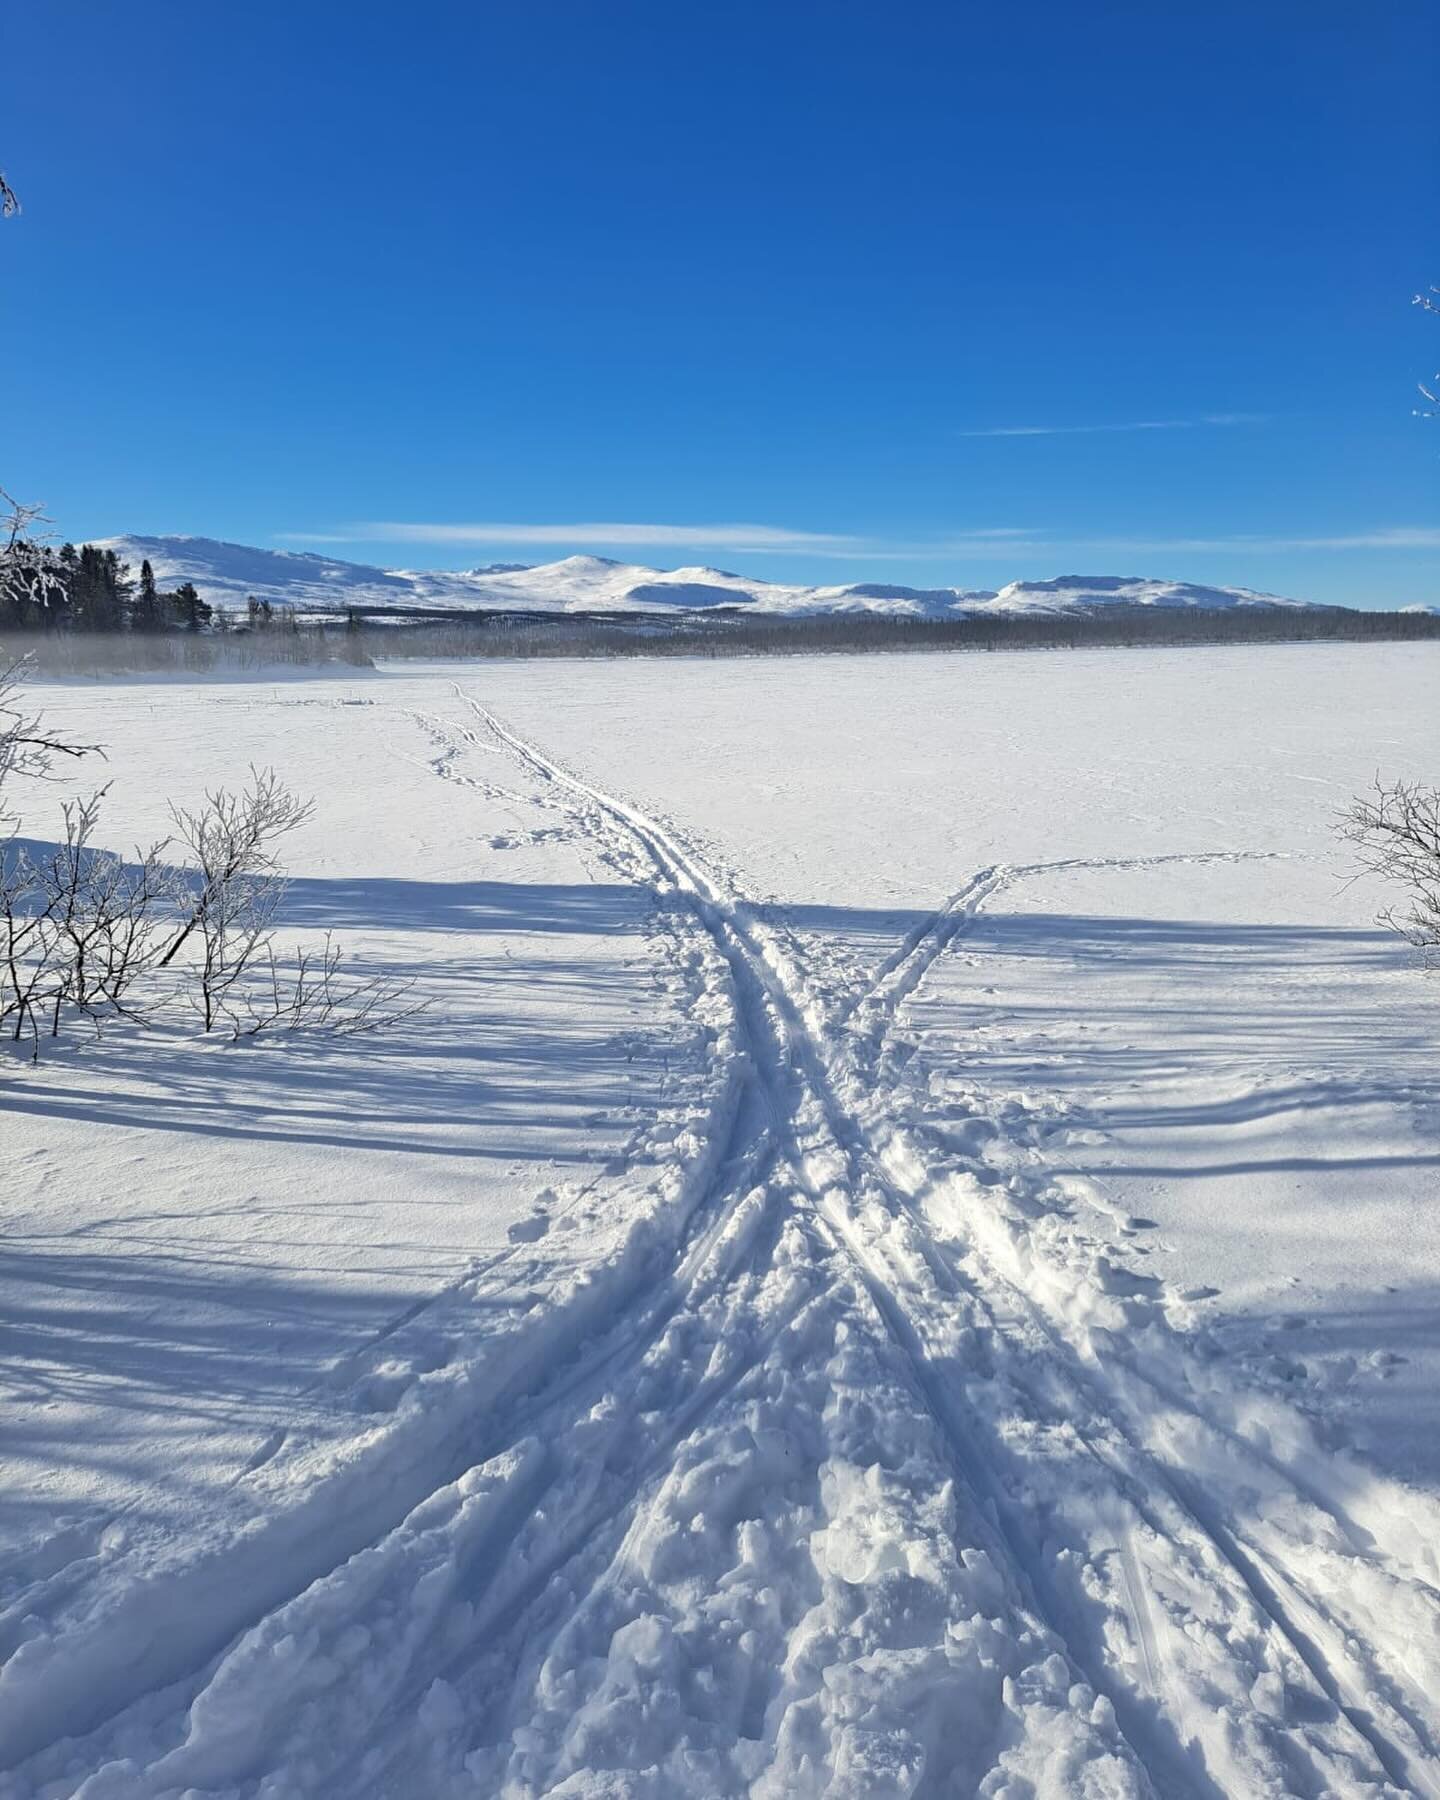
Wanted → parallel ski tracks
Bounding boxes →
[11,693,1436,1796]
[447,690,1440,1797]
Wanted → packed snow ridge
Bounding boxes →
[94,535,1321,617]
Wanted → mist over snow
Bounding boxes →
[93,534,1322,618]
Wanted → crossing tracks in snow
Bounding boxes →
[6,687,1440,1798]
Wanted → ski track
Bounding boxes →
[7,690,1440,1798]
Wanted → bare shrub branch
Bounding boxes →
[224,933,424,1041]
[159,769,314,1027]
[1340,777,1440,965]
[0,790,174,1056]
[0,653,103,791]
[1,491,104,834]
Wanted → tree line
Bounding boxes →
[1,535,216,635]
[307,599,1440,662]
[0,506,312,642]
[5,595,1440,681]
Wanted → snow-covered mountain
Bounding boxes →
[93,535,1320,618]
[982,574,1316,613]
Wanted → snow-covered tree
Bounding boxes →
[0,492,100,827]
[0,488,70,632]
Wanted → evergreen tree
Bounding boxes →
[43,546,72,630]
[55,545,78,627]
[71,546,126,631]
[104,550,134,624]
[170,581,213,632]
[132,559,165,632]
[88,548,133,629]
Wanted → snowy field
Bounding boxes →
[2,641,1439,1797]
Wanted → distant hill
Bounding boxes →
[982,574,1324,613]
[92,535,1325,619]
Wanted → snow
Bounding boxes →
[91,536,1316,619]
[2,641,1439,1796]
[985,573,1316,613]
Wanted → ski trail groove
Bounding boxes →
[443,693,1436,1797]
[12,694,1436,1798]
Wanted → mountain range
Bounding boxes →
[93,535,1323,619]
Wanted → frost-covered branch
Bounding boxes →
[0,791,172,1054]
[223,933,424,1041]
[3,757,421,1059]
[159,767,313,992]
[1416,287,1440,415]
[0,652,103,842]
[160,769,420,1037]
[1341,777,1440,965]
[0,488,73,633]
[2,492,103,810]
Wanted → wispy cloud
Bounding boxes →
[956,413,1270,438]
[284,521,862,552]
[1032,527,1440,555]
[283,521,1045,558]
[279,519,1440,565]
[756,526,1440,562]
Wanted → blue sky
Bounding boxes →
[3,1,1437,606]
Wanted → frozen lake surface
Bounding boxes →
[4,641,1439,1796]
